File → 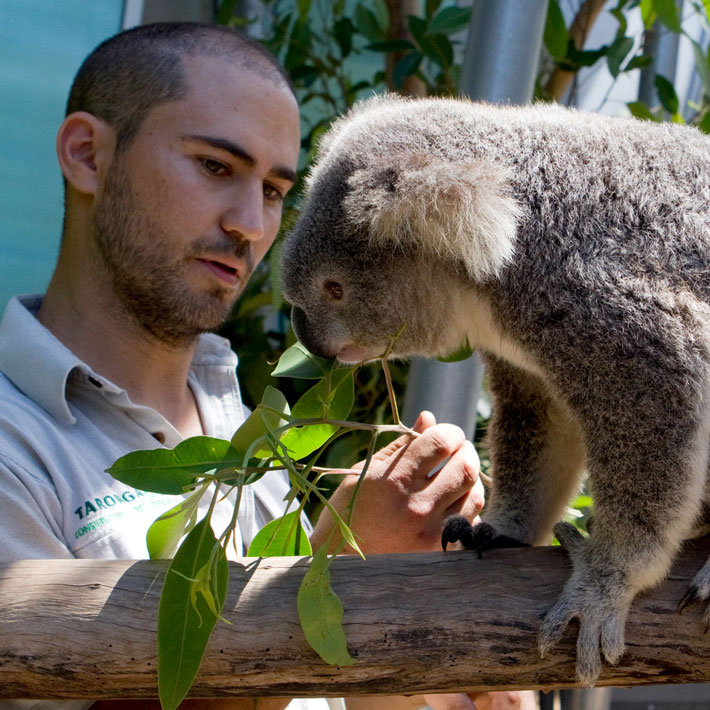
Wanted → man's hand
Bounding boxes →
[422,691,539,710]
[311,411,484,554]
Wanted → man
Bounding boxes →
[0,22,535,710]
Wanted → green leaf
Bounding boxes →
[691,38,710,97]
[297,545,355,666]
[652,0,683,33]
[147,487,206,559]
[108,436,242,495]
[215,0,239,24]
[544,0,569,59]
[436,339,474,363]
[354,4,385,42]
[627,100,660,121]
[624,53,653,71]
[428,6,471,34]
[247,510,313,557]
[158,518,229,710]
[393,51,423,89]
[697,111,710,134]
[407,14,429,45]
[333,17,354,58]
[297,0,311,21]
[425,0,444,20]
[640,0,657,29]
[418,33,454,68]
[607,35,634,77]
[365,39,417,53]
[281,371,355,460]
[231,386,290,459]
[655,73,680,114]
[272,342,333,379]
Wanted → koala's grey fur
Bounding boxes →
[280,94,710,685]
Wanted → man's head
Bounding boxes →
[65,22,295,153]
[55,23,300,347]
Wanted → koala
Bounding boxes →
[280,94,710,686]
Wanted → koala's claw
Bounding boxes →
[678,586,702,615]
[441,517,528,557]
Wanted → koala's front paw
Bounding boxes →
[441,516,528,557]
[539,522,630,686]
[679,557,710,632]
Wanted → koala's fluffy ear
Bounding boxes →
[343,152,523,281]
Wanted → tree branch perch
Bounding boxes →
[3,539,710,700]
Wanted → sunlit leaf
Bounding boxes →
[272,342,333,379]
[158,518,228,710]
[544,0,568,59]
[247,510,313,557]
[231,386,290,459]
[107,436,242,494]
[652,0,683,32]
[627,101,659,121]
[281,371,355,460]
[297,545,356,666]
[147,487,206,559]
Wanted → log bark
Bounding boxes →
[3,540,710,700]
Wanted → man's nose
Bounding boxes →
[220,187,265,242]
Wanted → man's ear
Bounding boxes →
[344,152,524,282]
[56,111,116,196]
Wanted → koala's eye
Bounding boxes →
[324,281,344,300]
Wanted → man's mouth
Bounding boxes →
[196,258,240,286]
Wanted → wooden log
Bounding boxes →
[2,539,710,700]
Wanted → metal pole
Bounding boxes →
[402,0,548,435]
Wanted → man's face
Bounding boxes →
[92,55,300,346]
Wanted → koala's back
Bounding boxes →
[324,97,710,303]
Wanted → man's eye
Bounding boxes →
[264,184,284,202]
[201,158,229,176]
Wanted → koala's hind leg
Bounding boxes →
[443,355,587,554]
[536,303,710,686]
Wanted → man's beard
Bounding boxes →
[92,161,253,348]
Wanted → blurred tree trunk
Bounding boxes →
[385,0,427,96]
[545,0,607,101]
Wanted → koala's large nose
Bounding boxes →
[290,307,331,359]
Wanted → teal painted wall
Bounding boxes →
[0,2,124,311]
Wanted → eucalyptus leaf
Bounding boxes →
[297,545,356,666]
[281,372,355,460]
[108,436,243,495]
[231,386,290,459]
[247,510,313,557]
[147,487,206,559]
[158,518,228,710]
[272,342,333,379]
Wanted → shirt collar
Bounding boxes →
[0,294,239,427]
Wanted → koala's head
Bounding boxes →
[281,95,522,363]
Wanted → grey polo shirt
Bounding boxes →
[0,295,301,562]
